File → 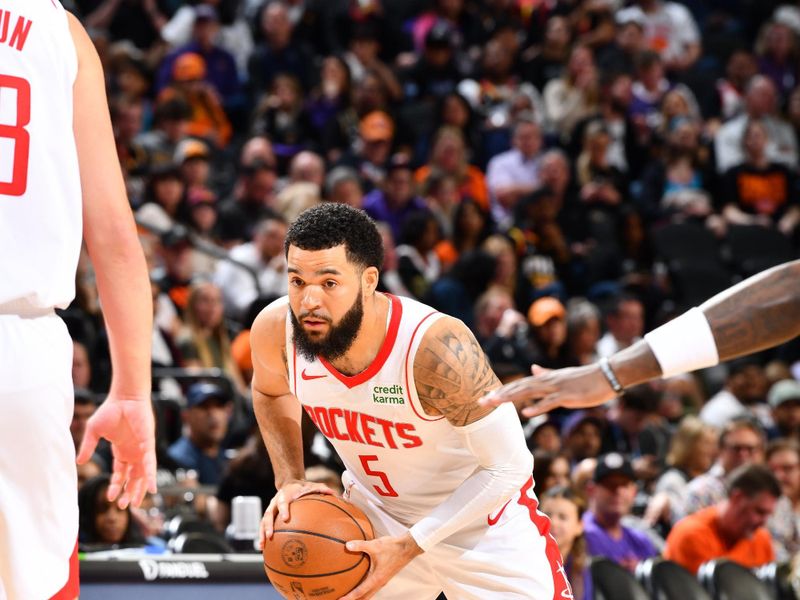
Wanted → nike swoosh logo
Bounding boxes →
[487,499,511,526]
[301,369,327,381]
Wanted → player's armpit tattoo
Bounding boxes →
[414,319,500,426]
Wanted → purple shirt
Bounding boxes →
[583,511,657,566]
[362,190,428,241]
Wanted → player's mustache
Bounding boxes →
[298,311,332,323]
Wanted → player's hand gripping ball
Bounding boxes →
[263,494,375,599]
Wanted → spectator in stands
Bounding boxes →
[706,50,758,124]
[700,358,771,429]
[175,138,212,193]
[135,163,186,232]
[250,73,313,171]
[715,75,798,173]
[634,0,701,74]
[434,196,492,271]
[325,166,364,208]
[216,161,279,244]
[583,452,658,570]
[544,44,599,144]
[564,298,602,366]
[158,53,232,148]
[396,210,443,300]
[521,15,572,93]
[178,282,246,394]
[766,439,800,562]
[72,340,93,390]
[78,474,148,550]
[755,20,799,103]
[71,389,98,455]
[156,6,242,114]
[533,451,572,496]
[664,464,779,574]
[541,486,593,600]
[646,416,719,527]
[248,1,313,95]
[375,223,413,298]
[168,382,233,486]
[768,379,800,439]
[400,20,466,104]
[338,110,395,193]
[563,412,605,464]
[596,293,644,357]
[134,98,192,171]
[486,114,543,229]
[363,154,428,241]
[525,296,570,369]
[597,8,646,77]
[416,126,490,211]
[214,215,288,319]
[720,118,800,236]
[81,0,167,50]
[425,250,497,329]
[682,417,766,518]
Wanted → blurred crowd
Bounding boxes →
[60,0,800,593]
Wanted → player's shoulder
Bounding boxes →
[414,313,475,359]
[251,296,290,346]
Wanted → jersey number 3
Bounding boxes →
[0,74,31,197]
[359,454,399,497]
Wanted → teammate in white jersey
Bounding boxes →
[0,2,156,598]
[252,203,572,599]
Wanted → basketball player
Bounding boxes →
[481,260,800,416]
[252,204,571,599]
[0,3,156,599]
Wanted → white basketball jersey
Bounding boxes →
[0,1,82,310]
[288,294,482,526]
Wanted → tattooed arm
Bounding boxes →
[482,260,800,417]
[414,316,501,425]
[340,316,534,600]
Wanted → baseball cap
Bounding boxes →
[527,297,566,327]
[186,382,231,408]
[593,452,636,483]
[768,379,800,409]
[425,20,455,48]
[359,111,394,143]
[616,6,646,28]
[194,5,219,21]
[175,138,210,163]
[173,53,206,82]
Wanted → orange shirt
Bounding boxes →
[415,165,490,211]
[664,506,774,574]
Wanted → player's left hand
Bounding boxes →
[77,395,157,510]
[338,533,423,600]
[479,363,616,417]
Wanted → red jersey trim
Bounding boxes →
[50,540,79,600]
[405,310,445,422]
[319,293,402,389]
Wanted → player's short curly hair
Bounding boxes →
[284,203,384,270]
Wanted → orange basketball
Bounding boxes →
[263,494,374,600]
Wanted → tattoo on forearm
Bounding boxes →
[415,321,499,426]
[706,262,800,361]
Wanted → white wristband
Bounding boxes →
[644,307,719,379]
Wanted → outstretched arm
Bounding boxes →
[342,317,531,600]
[70,13,156,508]
[482,259,800,416]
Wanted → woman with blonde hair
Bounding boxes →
[645,416,719,528]
[179,281,246,395]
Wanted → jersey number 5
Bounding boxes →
[0,74,31,197]
[358,454,399,497]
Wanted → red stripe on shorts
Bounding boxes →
[50,540,79,600]
[517,477,575,600]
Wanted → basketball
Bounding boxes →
[263,494,375,600]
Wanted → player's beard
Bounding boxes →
[291,291,364,363]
